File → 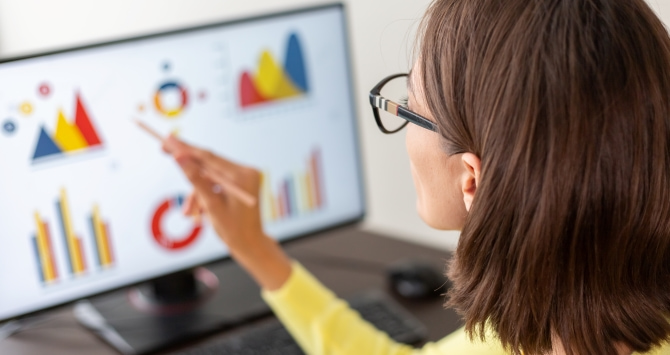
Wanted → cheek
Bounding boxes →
[406,127,425,197]
[406,128,468,230]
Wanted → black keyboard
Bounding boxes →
[177,291,427,355]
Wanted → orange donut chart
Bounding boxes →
[151,195,202,250]
[154,81,189,118]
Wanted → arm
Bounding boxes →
[164,136,507,355]
[263,261,508,355]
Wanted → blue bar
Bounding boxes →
[89,215,102,267]
[283,180,292,217]
[31,236,45,283]
[286,178,296,217]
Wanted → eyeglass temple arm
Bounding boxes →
[369,93,400,114]
[398,106,437,132]
[370,93,436,131]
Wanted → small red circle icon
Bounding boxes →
[38,83,51,97]
[151,195,202,250]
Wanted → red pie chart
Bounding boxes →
[151,195,202,250]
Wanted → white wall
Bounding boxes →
[2,0,669,252]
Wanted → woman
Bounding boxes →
[163,0,670,354]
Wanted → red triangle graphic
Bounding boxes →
[74,92,102,146]
[239,72,268,108]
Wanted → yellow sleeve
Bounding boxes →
[261,262,510,355]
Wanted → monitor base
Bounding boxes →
[74,261,270,355]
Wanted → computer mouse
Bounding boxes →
[387,260,450,300]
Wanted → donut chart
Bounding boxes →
[153,81,189,118]
[151,195,202,250]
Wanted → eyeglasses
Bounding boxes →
[369,73,438,134]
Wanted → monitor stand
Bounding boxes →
[74,260,270,355]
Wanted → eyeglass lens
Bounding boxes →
[378,76,410,132]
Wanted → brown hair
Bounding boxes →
[419,0,670,354]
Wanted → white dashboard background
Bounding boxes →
[0,0,667,252]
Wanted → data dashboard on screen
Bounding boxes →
[0,5,364,321]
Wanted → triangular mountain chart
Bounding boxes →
[239,33,309,108]
[32,93,104,162]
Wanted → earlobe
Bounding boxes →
[461,153,481,211]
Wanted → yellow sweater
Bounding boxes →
[262,263,670,355]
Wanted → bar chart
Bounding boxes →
[31,189,115,287]
[261,148,325,223]
[31,213,59,285]
[90,205,115,269]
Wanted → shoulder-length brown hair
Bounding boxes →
[419,0,670,354]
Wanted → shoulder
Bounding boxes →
[432,327,509,355]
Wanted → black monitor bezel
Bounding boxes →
[0,2,367,324]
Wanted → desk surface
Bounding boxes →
[0,227,462,354]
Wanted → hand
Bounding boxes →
[163,135,292,291]
[163,135,263,249]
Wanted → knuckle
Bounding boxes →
[243,167,259,178]
[203,150,215,160]
[239,167,259,182]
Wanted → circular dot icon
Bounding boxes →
[38,83,51,97]
[3,120,17,135]
[154,81,189,118]
[19,102,33,116]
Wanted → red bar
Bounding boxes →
[311,150,324,208]
[278,189,286,218]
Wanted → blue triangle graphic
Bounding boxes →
[284,33,309,92]
[32,126,63,160]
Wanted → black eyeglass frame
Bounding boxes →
[369,73,438,134]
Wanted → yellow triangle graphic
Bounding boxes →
[53,110,88,152]
[254,50,301,100]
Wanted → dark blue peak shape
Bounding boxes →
[284,33,309,92]
[32,126,63,160]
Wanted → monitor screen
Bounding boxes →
[0,4,364,322]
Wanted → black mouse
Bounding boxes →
[387,260,450,300]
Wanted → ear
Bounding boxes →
[461,153,481,211]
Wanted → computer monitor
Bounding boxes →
[0,2,364,339]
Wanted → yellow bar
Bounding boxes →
[265,174,278,221]
[74,238,86,273]
[300,173,310,213]
[259,173,268,221]
[101,224,113,265]
[34,212,54,281]
[60,188,82,274]
[92,205,110,266]
[260,173,272,222]
[305,171,315,210]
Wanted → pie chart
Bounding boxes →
[151,195,202,250]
